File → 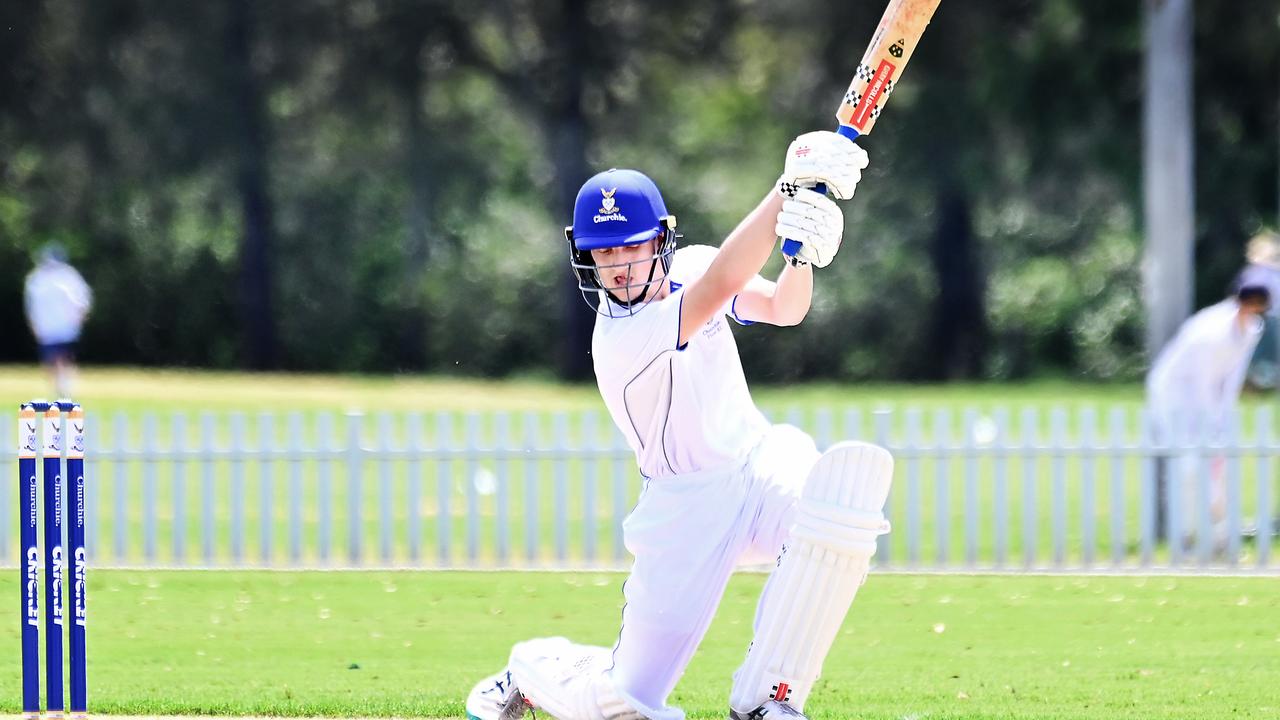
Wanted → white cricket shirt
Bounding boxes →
[1147,299,1263,431]
[24,262,92,344]
[592,245,770,480]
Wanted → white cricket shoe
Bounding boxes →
[465,668,533,720]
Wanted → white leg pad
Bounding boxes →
[729,441,893,714]
[508,637,646,720]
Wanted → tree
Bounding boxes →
[226,0,279,369]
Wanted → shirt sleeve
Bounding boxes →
[667,244,740,322]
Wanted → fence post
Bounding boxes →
[1256,407,1273,569]
[934,408,951,566]
[786,406,805,434]
[317,413,334,564]
[553,413,570,565]
[1080,406,1097,568]
[200,413,216,565]
[466,412,482,565]
[523,412,539,565]
[962,408,979,568]
[288,412,304,566]
[112,413,128,562]
[905,408,922,567]
[1050,407,1067,568]
[582,410,598,565]
[259,412,275,566]
[844,408,863,443]
[172,413,187,565]
[494,413,510,565]
[993,407,1010,568]
[1021,407,1038,569]
[436,412,453,566]
[407,413,425,564]
[1108,407,1126,567]
[142,413,158,563]
[378,412,395,565]
[345,412,363,566]
[230,413,246,565]
[815,407,833,451]
[1138,408,1155,568]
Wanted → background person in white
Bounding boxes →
[466,131,888,720]
[1147,284,1269,547]
[24,244,92,397]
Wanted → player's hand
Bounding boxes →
[777,130,869,201]
[776,188,843,268]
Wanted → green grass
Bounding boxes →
[0,364,1167,415]
[0,570,1276,718]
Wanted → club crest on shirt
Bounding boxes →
[594,188,628,224]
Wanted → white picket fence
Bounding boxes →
[3,405,1277,572]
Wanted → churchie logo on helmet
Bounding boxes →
[594,187,628,224]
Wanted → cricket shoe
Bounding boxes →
[729,700,808,720]
[465,668,535,720]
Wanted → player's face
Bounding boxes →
[1242,298,1270,317]
[591,239,660,303]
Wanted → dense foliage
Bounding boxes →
[1,0,1276,380]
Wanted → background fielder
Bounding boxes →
[1146,284,1270,547]
[23,244,92,398]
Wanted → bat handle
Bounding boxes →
[780,125,862,258]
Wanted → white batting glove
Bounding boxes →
[776,130,869,201]
[776,188,844,268]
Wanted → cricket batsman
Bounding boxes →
[466,131,891,720]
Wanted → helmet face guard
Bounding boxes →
[566,217,679,318]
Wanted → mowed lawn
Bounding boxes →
[0,364,1159,414]
[0,570,1276,719]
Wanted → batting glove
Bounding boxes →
[776,130,869,201]
[776,188,844,268]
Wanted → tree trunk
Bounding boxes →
[555,0,594,381]
[399,49,431,369]
[1142,0,1195,358]
[928,186,985,379]
[227,0,277,370]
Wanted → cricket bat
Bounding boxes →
[782,0,942,257]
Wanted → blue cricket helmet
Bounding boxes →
[564,169,679,316]
[569,168,670,249]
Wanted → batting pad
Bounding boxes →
[508,637,646,720]
[729,441,893,714]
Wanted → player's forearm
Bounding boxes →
[768,261,813,325]
[704,191,785,296]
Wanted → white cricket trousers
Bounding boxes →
[608,424,820,720]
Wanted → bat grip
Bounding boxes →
[780,125,861,258]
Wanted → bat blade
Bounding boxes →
[835,0,942,137]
